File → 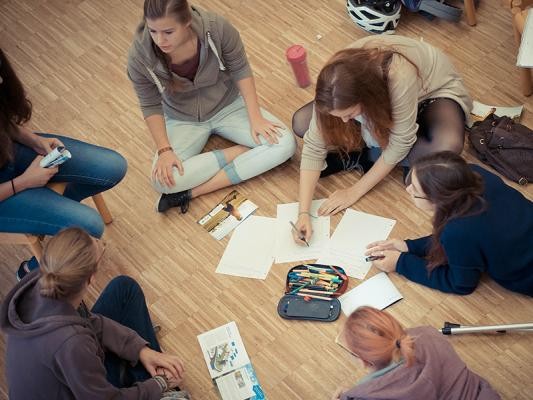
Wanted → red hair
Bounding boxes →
[343,307,415,369]
[315,46,420,154]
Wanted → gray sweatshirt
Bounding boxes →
[340,326,501,400]
[0,271,162,400]
[127,5,252,122]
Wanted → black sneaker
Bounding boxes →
[156,190,192,213]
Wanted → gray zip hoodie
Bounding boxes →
[0,271,162,400]
[127,6,252,122]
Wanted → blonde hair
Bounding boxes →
[344,306,416,369]
[39,228,99,300]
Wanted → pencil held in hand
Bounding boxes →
[290,221,310,247]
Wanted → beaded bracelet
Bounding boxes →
[157,146,173,156]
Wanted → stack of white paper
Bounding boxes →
[339,272,403,316]
[317,209,396,279]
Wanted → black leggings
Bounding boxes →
[291,98,466,174]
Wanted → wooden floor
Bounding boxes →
[1,0,533,399]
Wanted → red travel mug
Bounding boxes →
[286,45,311,88]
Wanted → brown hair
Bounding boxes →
[39,228,100,300]
[343,306,415,369]
[412,152,485,269]
[0,48,33,167]
[315,46,419,154]
[143,0,193,92]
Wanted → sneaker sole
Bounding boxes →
[155,193,164,213]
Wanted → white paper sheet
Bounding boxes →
[339,272,403,316]
[517,9,533,68]
[216,216,275,279]
[316,209,396,279]
[274,200,330,263]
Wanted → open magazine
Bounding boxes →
[197,190,258,240]
[197,321,266,400]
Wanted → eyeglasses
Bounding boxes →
[405,169,428,200]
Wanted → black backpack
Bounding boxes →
[469,113,533,185]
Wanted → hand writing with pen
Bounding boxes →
[365,239,408,273]
[292,212,314,246]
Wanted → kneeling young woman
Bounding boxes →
[367,151,533,296]
[293,35,471,245]
[333,307,500,400]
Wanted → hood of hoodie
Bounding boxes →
[1,270,90,339]
[130,5,218,71]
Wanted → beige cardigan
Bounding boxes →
[301,35,472,170]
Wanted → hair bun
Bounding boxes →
[39,271,63,299]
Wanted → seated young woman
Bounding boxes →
[332,306,500,400]
[293,35,472,244]
[0,48,127,278]
[366,151,533,296]
[1,228,187,399]
[127,0,296,214]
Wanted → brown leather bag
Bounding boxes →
[469,113,533,185]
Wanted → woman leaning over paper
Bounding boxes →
[366,151,533,296]
[291,35,472,246]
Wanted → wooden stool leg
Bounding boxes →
[92,193,113,224]
[26,236,43,260]
[464,0,477,25]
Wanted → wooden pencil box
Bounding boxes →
[277,263,349,322]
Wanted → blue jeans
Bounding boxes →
[152,96,296,194]
[91,276,160,388]
[0,133,127,238]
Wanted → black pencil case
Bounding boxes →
[276,263,348,322]
[277,294,341,321]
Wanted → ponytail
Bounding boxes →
[343,306,416,369]
[39,228,99,300]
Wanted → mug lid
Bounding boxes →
[286,45,306,62]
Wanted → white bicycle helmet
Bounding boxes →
[346,0,402,34]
